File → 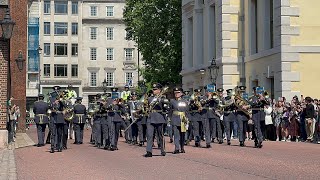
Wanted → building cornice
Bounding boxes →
[82,19,124,24]
[87,67,100,72]
[40,80,82,85]
[83,0,125,3]
[104,67,116,71]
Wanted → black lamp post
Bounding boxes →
[102,79,107,93]
[15,51,25,71]
[37,46,42,93]
[208,58,219,85]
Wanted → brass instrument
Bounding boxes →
[147,86,169,114]
[63,100,74,121]
[191,92,203,111]
[234,93,252,117]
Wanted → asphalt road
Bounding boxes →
[15,127,320,180]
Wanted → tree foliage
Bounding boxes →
[123,0,182,85]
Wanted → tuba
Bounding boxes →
[63,100,74,121]
[234,88,252,117]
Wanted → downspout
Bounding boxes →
[240,0,246,86]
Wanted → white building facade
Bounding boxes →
[181,0,305,100]
[27,0,141,107]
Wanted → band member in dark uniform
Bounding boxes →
[190,89,204,147]
[33,94,50,147]
[108,98,125,151]
[223,89,236,145]
[144,83,167,157]
[236,86,250,147]
[128,92,140,145]
[46,86,61,144]
[73,97,87,144]
[51,97,65,152]
[249,87,268,148]
[169,87,189,154]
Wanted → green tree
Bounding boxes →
[123,0,182,85]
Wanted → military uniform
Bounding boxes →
[249,87,265,148]
[223,89,236,145]
[52,100,65,152]
[108,99,125,151]
[236,86,250,147]
[128,92,140,145]
[169,87,189,154]
[33,94,50,147]
[189,89,204,147]
[145,83,167,157]
[73,97,87,144]
[93,98,104,148]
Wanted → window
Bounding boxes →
[44,43,50,56]
[106,6,114,17]
[250,0,258,54]
[90,48,97,61]
[72,44,78,56]
[90,72,97,87]
[54,43,68,56]
[105,72,114,87]
[44,1,51,14]
[72,2,78,15]
[90,6,97,16]
[44,64,50,77]
[71,65,78,77]
[125,48,133,61]
[54,64,68,77]
[44,22,50,35]
[54,1,68,14]
[72,23,78,35]
[106,48,114,61]
[125,72,133,86]
[90,27,97,40]
[106,27,114,40]
[54,22,68,35]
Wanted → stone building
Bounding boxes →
[26,0,141,109]
[181,0,320,99]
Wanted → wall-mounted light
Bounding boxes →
[15,51,25,71]
[0,8,15,40]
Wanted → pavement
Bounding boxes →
[0,132,35,180]
[12,126,320,180]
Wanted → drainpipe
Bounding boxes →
[240,0,246,86]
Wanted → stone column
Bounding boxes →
[193,3,204,68]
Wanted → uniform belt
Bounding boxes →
[56,111,63,113]
[203,107,214,110]
[251,108,263,111]
[224,111,234,113]
[76,114,85,123]
[36,114,47,116]
[151,110,162,113]
[173,111,186,116]
[36,114,47,124]
[75,114,85,116]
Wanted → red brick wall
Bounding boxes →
[0,41,8,129]
[10,0,27,132]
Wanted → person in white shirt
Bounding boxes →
[264,104,274,140]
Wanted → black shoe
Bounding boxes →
[73,142,78,144]
[144,152,152,157]
[240,142,244,147]
[58,148,62,152]
[219,140,223,144]
[157,144,161,149]
[173,150,180,154]
[63,146,67,150]
[258,142,263,148]
[181,149,186,153]
[195,142,200,147]
[133,141,138,145]
[50,148,54,153]
[169,139,173,143]
[161,152,166,156]
[109,146,115,151]
[46,141,50,144]
[37,144,41,147]
[211,139,215,143]
[80,142,83,144]
[139,143,143,147]
[254,142,258,148]
[227,141,231,145]
[104,145,109,150]
[206,144,211,148]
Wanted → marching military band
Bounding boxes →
[33,83,269,156]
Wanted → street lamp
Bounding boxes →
[208,58,219,85]
[102,79,107,93]
[37,46,42,94]
[0,8,15,40]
